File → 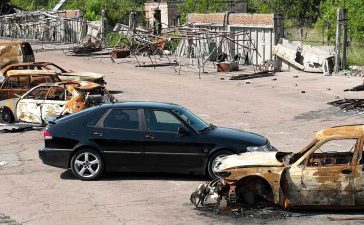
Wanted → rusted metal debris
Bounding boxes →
[191,125,364,210]
[328,99,364,111]
[229,71,275,80]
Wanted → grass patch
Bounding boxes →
[347,45,364,66]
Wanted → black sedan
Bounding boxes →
[39,102,273,180]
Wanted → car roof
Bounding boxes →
[0,40,27,45]
[101,101,183,110]
[2,61,51,68]
[315,124,364,140]
[6,70,57,76]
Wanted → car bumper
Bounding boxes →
[39,147,73,169]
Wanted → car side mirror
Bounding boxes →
[14,94,21,98]
[178,126,189,136]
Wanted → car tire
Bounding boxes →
[71,148,104,181]
[0,107,14,124]
[207,150,234,179]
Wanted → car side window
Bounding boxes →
[103,109,139,130]
[46,86,65,101]
[86,109,107,127]
[25,87,49,100]
[18,75,29,88]
[3,76,21,89]
[306,139,357,167]
[30,75,52,87]
[145,110,182,133]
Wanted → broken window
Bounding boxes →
[25,87,49,100]
[30,75,53,87]
[46,86,66,101]
[2,75,29,89]
[306,139,357,167]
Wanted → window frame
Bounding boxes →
[98,108,142,131]
[142,108,187,134]
[304,138,359,167]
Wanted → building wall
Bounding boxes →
[144,2,180,29]
[186,13,283,65]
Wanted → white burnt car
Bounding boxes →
[191,125,364,209]
[0,81,115,124]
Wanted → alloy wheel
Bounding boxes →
[73,152,100,178]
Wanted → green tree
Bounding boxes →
[179,0,229,23]
[317,0,364,42]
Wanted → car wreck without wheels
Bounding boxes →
[0,80,115,124]
[191,125,364,210]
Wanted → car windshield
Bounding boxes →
[174,108,210,132]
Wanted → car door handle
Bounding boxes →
[341,169,352,175]
[145,135,155,140]
[93,132,103,137]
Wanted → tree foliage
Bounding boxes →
[8,0,364,42]
[178,0,229,23]
[316,0,364,42]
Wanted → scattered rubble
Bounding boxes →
[273,38,335,74]
[0,212,21,225]
[0,123,42,133]
[328,99,364,112]
[229,71,275,80]
[349,66,364,77]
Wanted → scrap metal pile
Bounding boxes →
[111,24,260,78]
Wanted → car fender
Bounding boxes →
[208,145,240,158]
[72,141,104,154]
[0,98,19,120]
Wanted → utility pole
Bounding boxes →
[341,8,348,70]
[334,8,343,74]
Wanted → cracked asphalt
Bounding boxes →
[0,49,363,224]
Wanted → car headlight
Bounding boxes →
[246,142,272,152]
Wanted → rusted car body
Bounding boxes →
[0,41,34,69]
[191,125,364,209]
[0,62,106,84]
[0,70,61,100]
[0,81,115,124]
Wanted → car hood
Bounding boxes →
[205,127,268,146]
[216,152,284,172]
[62,71,104,79]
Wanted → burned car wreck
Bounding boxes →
[0,80,115,124]
[0,62,106,85]
[191,125,364,209]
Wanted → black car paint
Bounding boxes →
[39,102,269,176]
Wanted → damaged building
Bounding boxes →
[183,12,283,65]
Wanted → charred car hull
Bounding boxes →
[191,125,364,209]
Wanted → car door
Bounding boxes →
[92,108,144,171]
[0,75,29,100]
[285,138,357,207]
[354,137,364,206]
[16,86,49,123]
[142,109,203,171]
[41,86,67,121]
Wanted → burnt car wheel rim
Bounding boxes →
[1,109,12,123]
[211,154,227,174]
[74,152,100,178]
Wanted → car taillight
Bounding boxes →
[43,131,53,140]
